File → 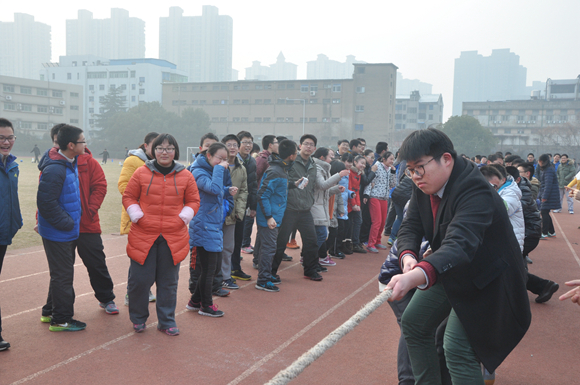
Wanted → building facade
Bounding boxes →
[0,13,51,80]
[159,6,233,83]
[1,75,83,137]
[163,63,397,147]
[66,9,145,60]
[245,52,297,81]
[396,73,433,96]
[307,55,365,80]
[453,49,527,116]
[40,55,188,136]
[395,91,444,130]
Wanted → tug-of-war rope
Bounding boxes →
[265,288,393,385]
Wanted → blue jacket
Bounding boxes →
[537,163,561,211]
[189,153,234,252]
[256,154,290,228]
[37,148,82,242]
[0,154,23,245]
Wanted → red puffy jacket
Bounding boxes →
[78,147,107,233]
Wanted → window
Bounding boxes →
[287,84,295,89]
[429,105,434,110]
[130,71,136,78]
[286,99,294,104]
[87,72,107,79]
[21,104,32,112]
[139,77,145,83]
[139,89,145,95]
[212,117,219,122]
[322,117,329,122]
[89,119,94,125]
[110,71,128,79]
[504,129,511,134]
[264,84,272,90]
[38,106,49,113]
[200,100,207,105]
[89,96,94,102]
[71,105,79,110]
[3,85,15,93]
[264,99,271,104]
[408,107,417,113]
[120,84,127,90]
[356,67,366,74]
[234,85,240,90]
[54,107,63,114]
[530,115,537,121]
[429,114,434,120]
[332,99,341,104]
[323,83,332,89]
[277,84,285,89]
[89,108,94,113]
[255,99,263,104]
[301,84,309,92]
[131,96,136,102]
[309,118,317,123]
[132,84,136,90]
[52,90,63,98]
[21,87,32,94]
[37,88,48,96]
[277,117,285,122]
[220,100,227,104]
[38,123,48,130]
[70,119,79,124]
[502,115,509,121]
[191,86,198,91]
[110,84,116,90]
[309,99,318,104]
[213,100,220,104]
[355,124,364,131]
[52,74,55,80]
[277,99,286,104]
[21,122,32,129]
[192,100,199,105]
[221,86,229,91]
[213,86,220,91]
[99,96,105,103]
[332,84,342,92]
[233,99,241,104]
[419,113,426,119]
[4,103,16,110]
[220,117,227,122]
[120,96,127,102]
[264,117,271,122]
[256,85,263,90]
[286,117,294,123]
[310,84,318,92]
[356,87,365,93]
[561,115,568,122]
[71,92,79,98]
[241,99,249,104]
[242,85,249,90]
[395,114,403,120]
[255,117,263,123]
[241,117,249,122]
[323,99,331,104]
[355,105,364,112]
[517,115,524,121]
[99,85,105,91]
[233,117,240,122]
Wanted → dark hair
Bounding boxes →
[51,123,67,140]
[489,163,507,179]
[151,133,180,161]
[262,135,276,150]
[495,152,504,158]
[252,143,260,154]
[139,132,159,152]
[398,128,456,162]
[340,152,354,163]
[379,151,394,163]
[474,155,482,161]
[561,153,569,158]
[207,142,227,157]
[237,130,253,141]
[363,149,374,156]
[505,152,512,157]
[300,134,317,146]
[505,166,519,181]
[313,147,330,159]
[518,162,535,178]
[511,158,525,167]
[538,154,550,167]
[276,135,287,142]
[279,139,297,159]
[0,118,14,132]
[488,154,499,162]
[349,139,361,149]
[554,153,561,157]
[354,155,365,164]
[221,134,241,146]
[504,155,521,164]
[356,137,366,144]
[57,125,83,150]
[375,141,388,154]
[337,139,349,146]
[480,165,503,181]
[200,132,219,147]
[527,153,535,157]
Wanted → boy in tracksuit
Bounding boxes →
[254,140,297,292]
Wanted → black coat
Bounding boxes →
[391,174,413,207]
[397,156,531,372]
[518,177,541,239]
[238,154,257,210]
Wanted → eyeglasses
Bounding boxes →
[213,155,226,162]
[490,182,499,191]
[405,156,438,178]
[272,141,279,145]
[302,142,316,148]
[241,141,253,146]
[74,141,86,144]
[0,136,16,143]
[155,147,175,153]
[225,143,239,148]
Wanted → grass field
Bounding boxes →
[10,154,126,250]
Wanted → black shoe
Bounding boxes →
[304,272,323,281]
[340,244,353,255]
[333,251,346,259]
[316,266,328,273]
[525,256,533,264]
[252,263,259,269]
[345,240,353,254]
[231,270,252,281]
[271,275,282,285]
[0,338,10,351]
[535,281,559,303]
[352,244,367,254]
[212,288,230,297]
[282,254,293,261]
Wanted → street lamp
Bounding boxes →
[286,97,306,136]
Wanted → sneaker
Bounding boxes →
[300,256,303,264]
[158,326,180,336]
[255,282,280,292]
[376,244,387,250]
[222,278,239,290]
[552,209,561,213]
[332,250,346,259]
[282,254,293,261]
[231,270,252,281]
[199,304,224,317]
[548,232,556,237]
[286,239,300,249]
[271,275,282,285]
[49,319,87,332]
[316,266,328,273]
[304,272,323,281]
[148,291,156,302]
[186,299,201,311]
[319,256,336,266]
[40,315,52,323]
[367,246,379,253]
[212,288,230,297]
[352,244,367,254]
[133,323,146,333]
[241,246,254,254]
[387,239,394,246]
[525,256,533,264]
[535,281,559,303]
[99,301,119,315]
[0,339,10,351]
[124,294,129,306]
[540,234,549,239]
[253,263,259,269]
[570,210,575,214]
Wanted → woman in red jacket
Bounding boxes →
[348,155,367,253]
[123,134,200,336]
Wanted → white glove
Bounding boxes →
[127,204,144,224]
[179,206,194,226]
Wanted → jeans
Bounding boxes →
[558,187,574,212]
[389,202,405,241]
[315,225,328,259]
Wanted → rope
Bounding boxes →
[265,288,393,385]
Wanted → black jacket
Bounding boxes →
[518,177,541,239]
[238,154,257,210]
[397,156,531,373]
[360,164,376,199]
[391,174,413,207]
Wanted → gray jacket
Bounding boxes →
[286,154,318,211]
[311,158,342,227]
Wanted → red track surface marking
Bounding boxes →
[1,214,580,384]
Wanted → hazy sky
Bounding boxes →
[3,0,580,119]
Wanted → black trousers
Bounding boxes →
[540,209,555,235]
[384,199,396,232]
[191,247,219,308]
[42,238,76,323]
[273,209,318,276]
[523,236,550,294]
[189,247,222,295]
[0,245,7,334]
[326,226,338,254]
[359,200,372,243]
[231,219,245,272]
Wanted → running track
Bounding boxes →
[1,213,579,384]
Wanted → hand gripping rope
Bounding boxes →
[265,288,393,385]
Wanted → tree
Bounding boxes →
[440,115,497,156]
[95,86,126,130]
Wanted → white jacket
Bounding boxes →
[498,176,525,251]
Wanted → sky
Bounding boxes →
[3,0,580,120]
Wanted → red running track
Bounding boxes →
[1,212,579,384]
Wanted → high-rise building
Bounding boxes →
[159,6,233,83]
[0,13,51,79]
[66,9,145,60]
[452,49,527,116]
[245,52,298,81]
[395,91,444,131]
[306,54,365,80]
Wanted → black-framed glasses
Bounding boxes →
[74,141,86,144]
[0,136,16,143]
[155,147,175,153]
[405,156,438,178]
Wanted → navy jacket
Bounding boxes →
[537,163,561,211]
[37,148,81,242]
[0,154,23,245]
[256,155,290,228]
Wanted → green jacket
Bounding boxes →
[286,154,318,211]
[557,160,576,188]
[225,157,248,225]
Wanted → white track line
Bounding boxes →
[226,274,377,385]
[552,215,580,269]
[0,254,127,284]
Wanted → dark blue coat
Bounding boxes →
[256,155,290,228]
[37,149,81,242]
[537,163,561,211]
[0,154,23,245]
[189,153,234,252]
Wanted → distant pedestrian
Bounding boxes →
[31,144,41,163]
[0,118,23,350]
[124,147,129,158]
[99,149,110,164]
